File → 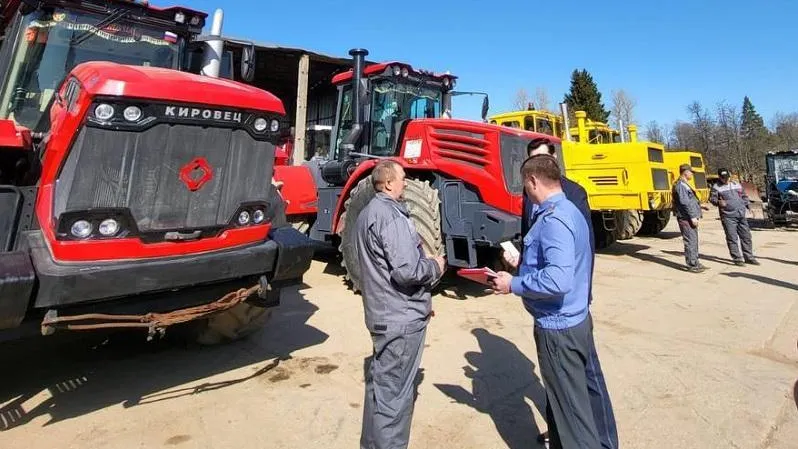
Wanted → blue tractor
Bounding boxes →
[765,150,798,226]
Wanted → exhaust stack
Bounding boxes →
[200,9,224,78]
[559,103,572,141]
[338,48,369,160]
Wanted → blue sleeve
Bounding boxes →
[510,216,575,299]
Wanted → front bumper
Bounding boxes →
[0,227,314,325]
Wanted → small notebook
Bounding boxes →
[456,267,498,286]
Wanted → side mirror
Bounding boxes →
[481,96,490,121]
[241,44,256,83]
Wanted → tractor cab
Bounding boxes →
[765,149,798,225]
[0,0,205,133]
[329,53,457,163]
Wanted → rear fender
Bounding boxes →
[0,120,33,150]
[330,158,431,234]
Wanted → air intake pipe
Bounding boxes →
[338,48,369,161]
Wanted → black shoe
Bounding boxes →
[734,260,746,267]
[746,258,761,265]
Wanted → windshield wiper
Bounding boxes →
[71,8,131,47]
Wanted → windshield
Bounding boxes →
[369,79,443,156]
[0,7,182,131]
[773,156,798,181]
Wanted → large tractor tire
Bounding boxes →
[613,210,643,240]
[194,303,274,345]
[638,210,672,236]
[339,176,444,292]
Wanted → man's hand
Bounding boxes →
[719,199,727,208]
[432,256,447,275]
[489,271,513,294]
[691,218,699,228]
[502,251,519,269]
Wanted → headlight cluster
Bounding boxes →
[253,117,280,134]
[68,217,124,239]
[235,206,268,226]
[93,103,145,123]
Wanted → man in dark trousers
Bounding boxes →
[673,164,708,273]
[492,154,604,449]
[356,160,446,449]
[506,138,617,449]
[709,168,759,266]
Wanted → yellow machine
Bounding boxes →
[663,150,710,203]
[489,107,674,245]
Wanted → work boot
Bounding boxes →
[733,259,746,267]
[746,258,761,265]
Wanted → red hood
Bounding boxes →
[71,62,285,114]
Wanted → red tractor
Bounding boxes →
[0,0,314,344]
[281,49,556,291]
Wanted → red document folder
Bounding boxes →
[456,267,498,286]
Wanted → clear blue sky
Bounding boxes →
[184,0,796,128]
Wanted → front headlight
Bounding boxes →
[270,119,280,133]
[70,220,93,238]
[98,218,120,236]
[238,211,251,225]
[253,117,268,132]
[94,104,115,121]
[123,106,142,122]
[253,209,265,224]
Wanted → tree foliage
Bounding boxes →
[563,69,610,122]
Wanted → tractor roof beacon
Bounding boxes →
[0,0,315,344]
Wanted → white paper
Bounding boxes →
[500,241,519,258]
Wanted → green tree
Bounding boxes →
[563,69,610,122]
[739,96,771,180]
[740,96,768,142]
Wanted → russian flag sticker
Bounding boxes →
[164,31,178,43]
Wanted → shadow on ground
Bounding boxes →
[435,329,546,449]
[661,250,736,266]
[600,242,691,271]
[721,272,798,291]
[0,285,328,431]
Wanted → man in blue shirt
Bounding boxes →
[512,138,617,449]
[492,154,603,449]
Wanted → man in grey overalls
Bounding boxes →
[672,164,708,273]
[709,168,759,266]
[356,160,446,449]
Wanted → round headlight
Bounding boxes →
[451,79,457,88]
[442,77,451,87]
[237,210,251,225]
[123,106,142,122]
[253,118,268,132]
[94,104,115,121]
[70,220,93,238]
[253,209,265,224]
[401,67,409,77]
[270,119,280,132]
[392,65,401,76]
[98,218,120,236]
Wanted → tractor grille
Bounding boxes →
[54,124,275,233]
[589,176,619,186]
[429,128,490,168]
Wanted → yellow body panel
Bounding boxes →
[664,151,710,203]
[488,109,672,211]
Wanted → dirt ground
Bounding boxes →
[1,210,796,449]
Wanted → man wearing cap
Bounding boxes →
[710,168,759,266]
[672,164,708,273]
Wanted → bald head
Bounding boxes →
[372,160,406,200]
